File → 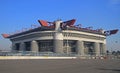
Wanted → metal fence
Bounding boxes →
[0,51,76,57]
[0,51,120,59]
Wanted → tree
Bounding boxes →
[116,51,120,55]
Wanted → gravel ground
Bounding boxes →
[0,59,120,73]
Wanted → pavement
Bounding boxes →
[0,59,120,73]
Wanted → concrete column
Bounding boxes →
[54,20,63,53]
[54,40,63,53]
[20,42,25,51]
[11,43,16,51]
[77,41,84,56]
[94,42,100,56]
[31,40,39,52]
[102,43,106,55]
[11,42,16,52]
[54,20,62,31]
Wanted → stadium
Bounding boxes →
[2,19,118,56]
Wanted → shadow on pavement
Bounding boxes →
[98,68,120,72]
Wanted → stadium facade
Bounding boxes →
[2,19,118,56]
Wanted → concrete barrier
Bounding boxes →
[0,56,77,60]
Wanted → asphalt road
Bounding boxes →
[0,59,120,73]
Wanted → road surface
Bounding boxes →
[0,59,120,73]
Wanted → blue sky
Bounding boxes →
[0,0,120,51]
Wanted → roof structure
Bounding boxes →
[1,19,118,38]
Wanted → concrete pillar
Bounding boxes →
[94,42,100,56]
[54,40,63,53]
[11,43,16,51]
[54,20,63,53]
[31,40,39,52]
[77,41,84,56]
[55,20,62,31]
[20,42,25,51]
[102,43,106,55]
